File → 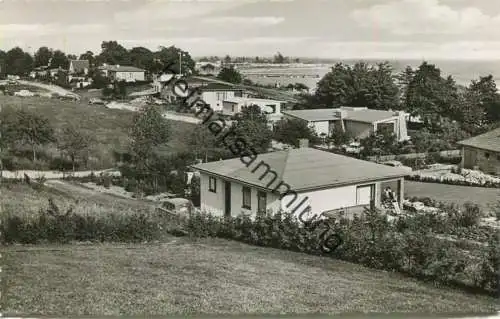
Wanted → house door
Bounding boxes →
[224,181,231,217]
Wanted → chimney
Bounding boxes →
[299,139,309,148]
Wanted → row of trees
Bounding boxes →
[306,61,500,136]
[0,107,94,170]
[0,41,196,77]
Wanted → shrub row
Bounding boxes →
[180,210,499,295]
[2,199,497,295]
[405,174,500,188]
[1,200,163,244]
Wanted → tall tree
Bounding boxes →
[79,51,95,67]
[34,46,53,67]
[228,105,273,154]
[129,46,154,71]
[98,41,131,66]
[0,50,6,76]
[50,50,69,69]
[315,62,400,110]
[469,75,500,123]
[58,125,94,171]
[129,105,170,168]
[5,47,33,75]
[395,66,415,107]
[15,110,55,161]
[155,46,195,75]
[216,66,242,84]
[273,118,320,147]
[404,62,459,128]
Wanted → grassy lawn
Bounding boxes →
[1,183,153,218]
[0,95,196,168]
[3,239,498,316]
[2,83,51,93]
[405,181,500,212]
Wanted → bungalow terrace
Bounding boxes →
[191,141,408,220]
[282,107,409,142]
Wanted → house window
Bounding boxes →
[242,187,251,209]
[257,191,267,214]
[356,184,375,206]
[209,177,217,193]
[497,154,500,161]
[485,152,490,159]
[231,105,235,112]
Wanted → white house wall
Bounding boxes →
[200,173,224,216]
[281,184,361,217]
[114,71,145,82]
[310,121,330,136]
[202,91,237,112]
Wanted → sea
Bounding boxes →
[237,59,500,90]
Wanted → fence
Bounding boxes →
[367,149,461,162]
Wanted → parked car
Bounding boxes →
[156,198,197,217]
[380,160,413,172]
[14,89,34,97]
[89,97,105,105]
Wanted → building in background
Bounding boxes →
[98,64,145,82]
[282,107,409,142]
[457,128,500,175]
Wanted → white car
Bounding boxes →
[14,89,35,97]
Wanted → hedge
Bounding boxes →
[406,174,500,188]
[2,200,498,295]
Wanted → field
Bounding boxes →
[3,239,498,316]
[1,183,499,316]
[0,95,196,168]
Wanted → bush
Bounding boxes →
[1,199,162,244]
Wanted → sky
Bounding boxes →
[1,0,500,60]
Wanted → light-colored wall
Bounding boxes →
[200,173,405,219]
[462,146,500,175]
[199,173,281,218]
[114,71,145,82]
[202,91,238,112]
[344,121,373,139]
[309,121,330,136]
[200,173,225,216]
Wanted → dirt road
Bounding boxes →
[18,80,80,98]
[44,180,155,210]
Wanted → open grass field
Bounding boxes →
[0,95,196,168]
[1,183,499,316]
[1,182,153,219]
[405,181,500,212]
[3,238,498,316]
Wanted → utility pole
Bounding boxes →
[179,52,182,76]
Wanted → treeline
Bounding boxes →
[0,41,196,77]
[0,107,95,171]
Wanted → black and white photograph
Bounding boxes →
[0,0,499,317]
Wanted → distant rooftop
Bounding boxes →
[69,60,89,72]
[191,147,408,193]
[283,107,402,123]
[457,128,500,152]
[99,65,145,72]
